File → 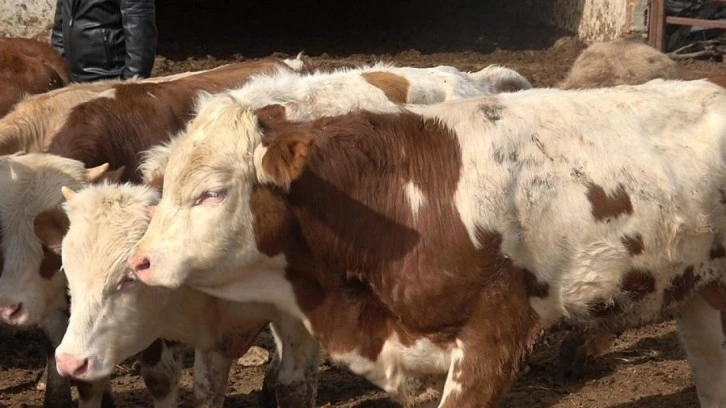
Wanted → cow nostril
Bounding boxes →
[9,303,22,318]
[0,303,22,322]
[130,255,151,272]
[73,358,89,377]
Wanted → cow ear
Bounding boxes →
[103,166,125,183]
[253,131,312,189]
[146,171,164,192]
[85,163,110,182]
[255,104,287,131]
[34,208,69,255]
[60,186,76,202]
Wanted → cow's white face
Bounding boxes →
[130,97,269,289]
[56,184,170,381]
[0,154,100,327]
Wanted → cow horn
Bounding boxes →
[61,186,76,201]
[85,163,110,182]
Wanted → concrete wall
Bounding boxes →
[0,0,55,41]
[527,0,650,42]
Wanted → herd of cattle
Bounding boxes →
[1,35,725,408]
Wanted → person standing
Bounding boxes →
[51,0,158,83]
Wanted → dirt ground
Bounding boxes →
[4,2,726,407]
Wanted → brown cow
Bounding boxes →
[558,38,679,90]
[0,37,70,117]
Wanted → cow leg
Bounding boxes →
[264,316,320,408]
[39,310,72,407]
[677,294,726,408]
[75,379,114,408]
[192,348,233,407]
[438,286,541,408]
[139,339,183,408]
[260,331,281,408]
[42,347,73,408]
[559,328,618,379]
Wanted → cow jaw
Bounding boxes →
[57,285,166,381]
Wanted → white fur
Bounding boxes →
[440,340,464,403]
[404,181,427,220]
[678,295,726,408]
[96,88,116,99]
[331,336,450,403]
[281,52,307,72]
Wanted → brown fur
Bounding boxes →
[254,110,543,406]
[361,72,410,104]
[621,269,656,299]
[706,74,726,89]
[663,265,700,305]
[0,37,70,117]
[621,233,644,255]
[33,207,70,257]
[523,268,550,298]
[711,239,726,259]
[558,38,679,90]
[586,183,633,222]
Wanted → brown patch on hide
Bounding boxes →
[586,183,633,222]
[361,71,410,104]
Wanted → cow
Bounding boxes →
[54,182,320,407]
[137,61,531,190]
[0,58,306,407]
[39,61,530,406]
[0,37,70,117]
[126,79,726,407]
[558,38,680,89]
[0,65,228,156]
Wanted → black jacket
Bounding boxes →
[51,0,157,83]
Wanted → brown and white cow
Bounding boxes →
[0,37,70,118]
[0,58,305,407]
[558,38,680,89]
[126,79,726,407]
[48,61,531,406]
[0,66,226,156]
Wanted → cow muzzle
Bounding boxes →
[55,352,89,379]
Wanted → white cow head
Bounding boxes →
[128,97,289,289]
[0,153,112,327]
[55,183,171,380]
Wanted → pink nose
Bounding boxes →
[0,303,23,324]
[128,253,152,281]
[56,353,89,378]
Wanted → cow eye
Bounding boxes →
[116,271,138,291]
[195,189,227,206]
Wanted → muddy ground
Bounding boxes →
[3,1,726,407]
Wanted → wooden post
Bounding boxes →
[648,0,666,51]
